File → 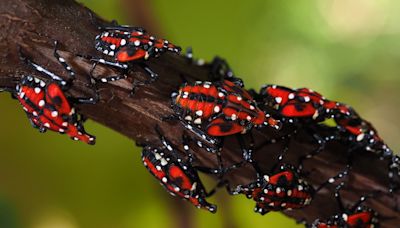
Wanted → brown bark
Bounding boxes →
[0,0,398,227]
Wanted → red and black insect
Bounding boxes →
[259,84,395,183]
[260,84,352,122]
[92,25,181,85]
[309,184,379,228]
[170,79,280,172]
[16,42,97,144]
[233,163,314,215]
[141,127,218,213]
[260,84,391,156]
[232,146,350,215]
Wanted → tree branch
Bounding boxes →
[0,0,398,227]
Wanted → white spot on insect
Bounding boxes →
[214,106,220,113]
[237,96,242,101]
[250,105,255,110]
[38,100,45,107]
[59,57,65,62]
[51,111,58,117]
[246,116,252,121]
[276,187,281,194]
[203,84,210,89]
[196,110,203,116]
[264,175,270,182]
[162,177,167,183]
[156,165,161,171]
[304,96,310,102]
[191,182,197,191]
[184,115,192,121]
[167,145,173,151]
[281,203,286,207]
[110,44,116,50]
[194,118,202,124]
[357,133,365,142]
[120,39,127,46]
[155,153,162,160]
[40,81,46,87]
[19,92,25,99]
[342,213,348,221]
[231,114,237,120]
[298,185,303,191]
[287,190,292,196]
[44,123,50,128]
[288,93,295,99]
[218,92,224,97]
[103,49,109,55]
[174,187,180,192]
[134,40,141,46]
[108,51,114,56]
[183,145,189,151]
[62,122,68,127]
[32,111,38,116]
[161,158,168,166]
[312,110,319,119]
[275,97,282,103]
[34,77,40,83]
[103,32,109,37]
[59,129,65,133]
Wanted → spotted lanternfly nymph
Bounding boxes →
[16,42,96,144]
[141,128,217,213]
[309,184,379,228]
[259,84,395,191]
[233,163,314,215]
[93,25,181,85]
[232,147,350,215]
[260,84,392,157]
[170,79,280,170]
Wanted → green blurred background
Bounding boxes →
[0,0,399,227]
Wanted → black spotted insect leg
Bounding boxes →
[154,126,227,198]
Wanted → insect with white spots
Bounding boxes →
[141,127,220,213]
[91,24,181,91]
[170,79,281,173]
[232,144,350,215]
[259,84,396,191]
[16,42,97,144]
[309,183,380,228]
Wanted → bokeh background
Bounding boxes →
[0,0,399,227]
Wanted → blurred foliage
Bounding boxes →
[0,0,399,227]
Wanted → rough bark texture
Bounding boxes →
[0,0,398,227]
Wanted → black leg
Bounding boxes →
[20,49,67,85]
[298,132,337,170]
[236,133,263,176]
[334,182,346,212]
[53,40,76,81]
[209,56,244,87]
[315,165,350,193]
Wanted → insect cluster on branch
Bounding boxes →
[2,20,398,227]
